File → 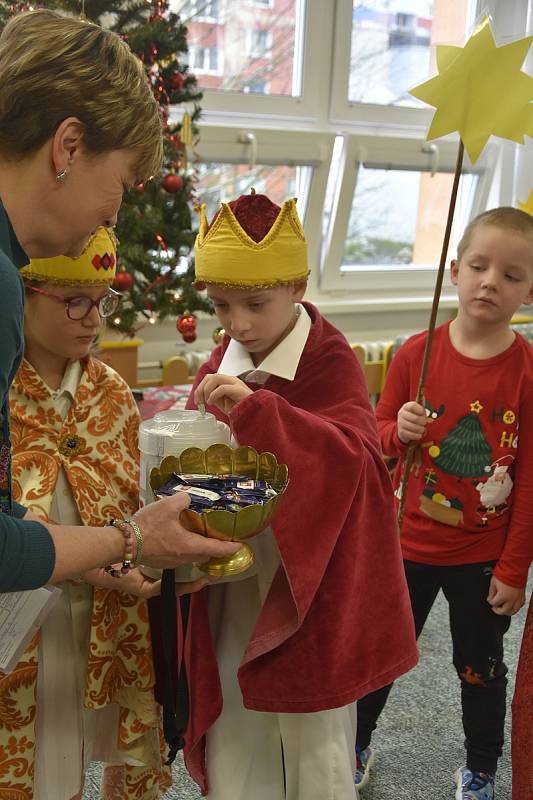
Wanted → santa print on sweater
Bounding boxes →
[154,303,418,792]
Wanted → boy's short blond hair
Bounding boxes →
[0,9,163,182]
[458,207,533,262]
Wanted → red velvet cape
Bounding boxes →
[178,303,418,791]
[512,595,533,799]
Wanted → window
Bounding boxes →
[197,163,307,221]
[246,28,273,58]
[349,1,434,107]
[167,1,517,315]
[193,125,336,273]
[330,0,476,126]
[320,133,489,298]
[173,0,304,98]
[181,0,220,20]
[188,45,221,74]
[342,167,477,269]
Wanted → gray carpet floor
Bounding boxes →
[83,588,527,799]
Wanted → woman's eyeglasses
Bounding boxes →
[27,286,121,320]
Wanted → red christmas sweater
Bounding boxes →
[377,321,533,588]
[180,302,418,793]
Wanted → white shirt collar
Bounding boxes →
[218,303,311,382]
[48,360,82,399]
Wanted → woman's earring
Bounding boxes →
[55,168,69,183]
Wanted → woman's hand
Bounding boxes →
[82,567,161,598]
[134,492,241,569]
[82,568,209,598]
[194,374,252,415]
[397,401,427,444]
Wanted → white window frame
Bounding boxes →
[247,0,274,8]
[319,133,493,301]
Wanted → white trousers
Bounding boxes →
[205,531,358,800]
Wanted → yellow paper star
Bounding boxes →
[518,189,533,216]
[470,400,483,414]
[410,18,533,164]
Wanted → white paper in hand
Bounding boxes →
[0,586,61,672]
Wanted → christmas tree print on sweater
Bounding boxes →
[419,401,496,527]
[433,401,491,477]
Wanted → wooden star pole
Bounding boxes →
[397,140,464,527]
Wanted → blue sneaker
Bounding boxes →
[455,767,495,799]
[354,746,374,790]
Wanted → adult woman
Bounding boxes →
[0,8,238,591]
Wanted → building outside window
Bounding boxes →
[176,0,299,95]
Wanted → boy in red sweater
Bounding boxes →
[355,207,533,800]
[180,191,418,799]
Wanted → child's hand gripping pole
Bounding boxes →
[397,141,464,529]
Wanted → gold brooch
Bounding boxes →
[58,433,84,458]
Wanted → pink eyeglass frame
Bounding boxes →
[27,285,121,320]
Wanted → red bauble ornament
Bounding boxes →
[176,312,197,336]
[161,173,183,193]
[182,331,197,343]
[170,71,184,91]
[113,270,133,291]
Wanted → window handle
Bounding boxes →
[422,143,439,176]
[238,131,258,168]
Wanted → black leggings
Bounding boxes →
[357,560,511,774]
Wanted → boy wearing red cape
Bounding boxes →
[181,191,418,799]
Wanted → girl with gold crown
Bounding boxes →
[0,229,173,800]
[149,191,419,799]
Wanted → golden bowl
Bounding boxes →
[149,444,289,577]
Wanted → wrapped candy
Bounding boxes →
[156,472,278,512]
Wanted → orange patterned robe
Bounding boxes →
[0,357,171,800]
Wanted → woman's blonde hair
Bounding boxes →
[0,8,163,181]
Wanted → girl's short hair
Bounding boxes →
[0,9,163,182]
[458,207,533,261]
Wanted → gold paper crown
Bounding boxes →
[21,227,117,286]
[194,198,309,288]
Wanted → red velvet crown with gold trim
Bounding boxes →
[194,192,309,288]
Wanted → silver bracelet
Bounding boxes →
[124,517,144,568]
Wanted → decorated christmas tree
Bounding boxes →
[0,0,212,341]
[434,408,492,478]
